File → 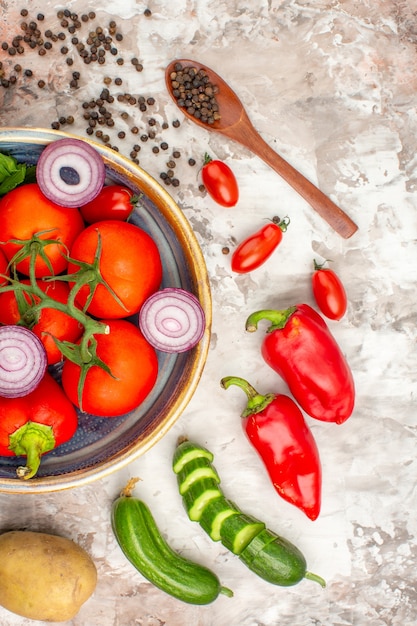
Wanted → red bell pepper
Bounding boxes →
[246,304,355,424]
[221,375,322,521]
[0,372,78,479]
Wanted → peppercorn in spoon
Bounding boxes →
[165,59,358,239]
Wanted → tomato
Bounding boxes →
[312,260,347,321]
[231,217,290,273]
[0,247,9,286]
[0,279,83,365]
[79,184,138,223]
[61,319,158,417]
[67,220,162,319]
[201,154,239,207]
[0,183,85,277]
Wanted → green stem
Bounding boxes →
[220,586,234,598]
[220,376,275,417]
[245,306,297,333]
[305,571,326,588]
[8,421,56,480]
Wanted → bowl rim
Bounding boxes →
[0,127,212,493]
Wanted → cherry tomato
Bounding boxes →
[79,184,138,223]
[0,279,83,365]
[61,319,158,417]
[312,260,347,321]
[0,183,85,277]
[231,217,290,274]
[0,247,9,286]
[201,153,239,207]
[67,220,163,319]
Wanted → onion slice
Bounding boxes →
[0,326,47,398]
[36,137,106,207]
[139,288,206,353]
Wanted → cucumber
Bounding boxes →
[219,513,265,555]
[177,457,220,495]
[173,439,213,473]
[199,497,240,541]
[181,477,223,521]
[173,439,325,588]
[239,528,311,586]
[111,478,233,605]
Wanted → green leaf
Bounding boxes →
[0,152,36,196]
[0,152,19,180]
[0,166,27,195]
[24,165,37,184]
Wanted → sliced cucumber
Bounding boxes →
[173,440,213,474]
[177,457,220,495]
[199,497,240,541]
[181,477,223,521]
[219,513,265,555]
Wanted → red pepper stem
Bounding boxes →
[245,306,297,333]
[8,421,56,480]
[220,376,275,418]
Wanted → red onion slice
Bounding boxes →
[139,288,206,353]
[0,326,47,398]
[36,138,106,207]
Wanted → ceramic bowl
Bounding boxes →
[0,127,211,493]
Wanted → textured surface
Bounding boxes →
[0,1,416,624]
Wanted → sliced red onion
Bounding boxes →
[36,137,106,208]
[139,288,206,353]
[0,326,47,398]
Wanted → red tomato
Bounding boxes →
[0,279,83,365]
[61,319,158,416]
[231,217,290,273]
[312,260,347,321]
[67,220,163,319]
[0,247,9,286]
[80,185,138,223]
[201,154,239,207]
[0,183,85,277]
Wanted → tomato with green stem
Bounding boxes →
[0,183,85,277]
[79,185,140,223]
[61,319,158,416]
[0,247,9,286]
[66,220,163,319]
[231,216,290,274]
[312,259,347,321]
[0,279,83,365]
[201,153,239,207]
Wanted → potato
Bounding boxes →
[0,530,97,622]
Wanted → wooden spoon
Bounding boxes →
[165,59,358,239]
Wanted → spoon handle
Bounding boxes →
[225,122,358,239]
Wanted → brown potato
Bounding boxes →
[0,530,97,622]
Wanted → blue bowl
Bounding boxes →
[0,127,211,493]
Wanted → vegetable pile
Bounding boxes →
[0,138,206,479]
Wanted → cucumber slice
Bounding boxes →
[177,457,220,495]
[182,478,223,522]
[173,440,213,474]
[219,513,265,555]
[199,497,240,541]
[236,528,279,564]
